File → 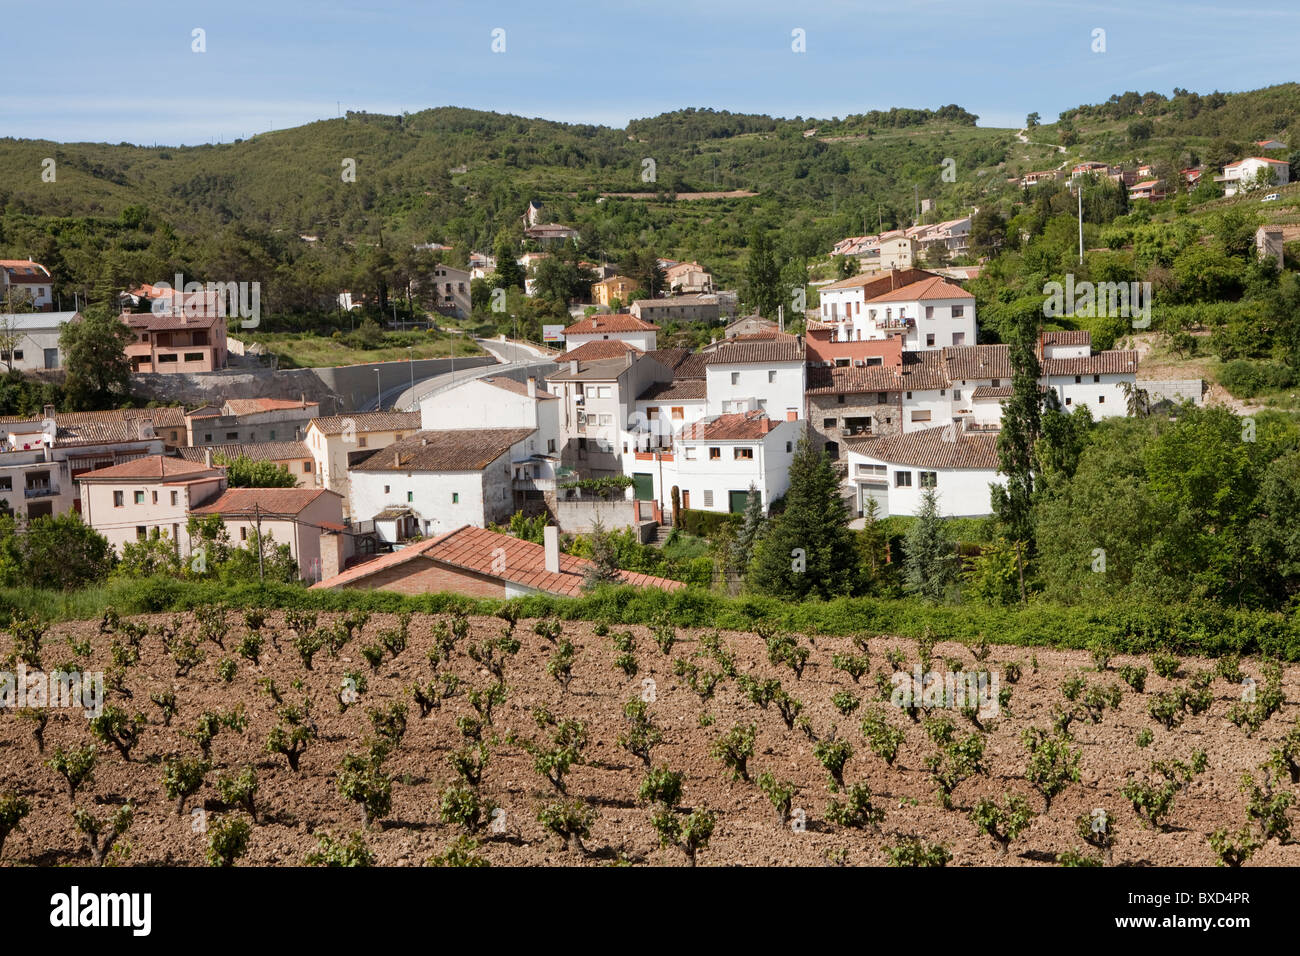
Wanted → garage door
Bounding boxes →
[860,484,888,518]
[632,472,655,501]
[728,490,749,513]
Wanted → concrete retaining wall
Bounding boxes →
[1139,379,1205,406]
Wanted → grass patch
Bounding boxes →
[243,329,482,369]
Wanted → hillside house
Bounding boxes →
[305,411,422,514]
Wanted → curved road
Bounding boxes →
[358,337,557,412]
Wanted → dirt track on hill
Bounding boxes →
[2,611,1297,867]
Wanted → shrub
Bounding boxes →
[832,652,869,683]
[617,697,662,768]
[1022,728,1081,811]
[1208,826,1260,867]
[150,690,177,726]
[448,743,489,787]
[427,835,490,867]
[711,723,757,782]
[860,708,905,766]
[547,638,577,692]
[292,628,324,670]
[411,674,460,717]
[215,766,259,823]
[764,629,810,679]
[926,730,985,809]
[71,803,134,866]
[48,744,96,803]
[1267,718,1300,783]
[1076,808,1116,861]
[637,766,684,809]
[265,702,317,772]
[885,836,950,867]
[236,633,263,665]
[438,784,497,833]
[368,702,408,750]
[517,708,588,793]
[1119,665,1147,693]
[1241,770,1293,843]
[89,705,145,761]
[206,814,252,867]
[1151,652,1181,679]
[0,791,32,861]
[336,751,393,829]
[757,772,797,827]
[216,658,237,683]
[162,756,210,815]
[813,737,854,791]
[1058,849,1104,867]
[651,807,715,866]
[537,799,596,853]
[831,690,860,716]
[970,794,1035,856]
[305,831,373,867]
[825,782,885,830]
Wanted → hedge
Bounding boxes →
[677,508,741,537]
[3,576,1298,661]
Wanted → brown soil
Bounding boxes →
[2,611,1297,867]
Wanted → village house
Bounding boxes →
[1020,169,1063,188]
[664,261,715,294]
[523,223,580,244]
[427,264,472,318]
[703,337,805,421]
[805,364,905,460]
[820,272,975,352]
[188,486,345,581]
[591,276,640,307]
[0,260,55,311]
[845,425,1004,518]
[76,455,226,559]
[0,311,80,371]
[1218,157,1291,196]
[724,314,779,339]
[630,293,735,325]
[185,397,320,446]
[1128,179,1166,201]
[174,441,316,486]
[561,312,659,352]
[348,427,537,542]
[0,409,167,521]
[305,410,422,514]
[311,523,682,597]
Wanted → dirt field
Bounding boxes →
[2,610,1297,867]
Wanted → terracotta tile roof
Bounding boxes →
[806,366,903,394]
[1042,350,1139,376]
[175,441,312,463]
[673,352,709,380]
[703,338,804,365]
[0,260,51,281]
[122,311,223,331]
[1041,330,1092,347]
[643,347,691,370]
[57,406,186,429]
[819,267,941,293]
[310,411,422,435]
[901,350,953,390]
[971,385,1014,400]
[866,276,974,303]
[942,345,1012,381]
[223,398,318,416]
[562,339,642,362]
[312,524,684,596]
[638,379,708,402]
[847,426,1001,470]
[190,487,337,517]
[76,454,223,481]
[477,376,558,400]
[563,313,658,335]
[351,428,534,473]
[680,410,776,441]
[546,357,635,382]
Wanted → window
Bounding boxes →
[734,447,754,460]
[857,463,887,480]
[1098,395,1105,404]
[304,460,312,472]
[136,526,147,540]
[1065,397,1072,406]
[786,441,793,452]
[240,526,248,541]
[835,358,850,367]
[730,372,740,385]
[133,491,145,504]
[926,334,935,346]
[685,446,697,460]
[1074,375,1082,384]
[226,432,239,440]
[866,356,882,367]
[358,437,367,448]
[919,471,937,488]
[911,410,931,422]
[709,447,721,460]
[595,386,612,399]
[925,306,934,319]
[113,491,124,507]
[906,391,913,400]
[991,379,1000,388]
[384,485,390,494]
[952,305,964,317]
[158,354,178,363]
[1093,375,1101,383]
[953,388,963,402]
[407,491,414,503]
[184,352,203,363]
[702,490,714,507]
[877,392,888,404]
[598,414,613,426]
[837,395,846,405]
[951,332,965,346]
[823,417,837,428]
[548,438,556,453]
[151,490,158,504]
[452,493,459,503]
[940,389,946,397]
[895,471,913,487]
[395,434,403,441]
[671,407,684,420]
[170,491,178,506]
[768,370,777,383]
[204,433,213,443]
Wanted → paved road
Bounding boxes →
[358,338,557,412]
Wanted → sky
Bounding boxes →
[4,0,1298,146]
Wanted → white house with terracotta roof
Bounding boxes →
[703,337,806,420]
[312,524,682,598]
[0,260,54,311]
[1218,157,1290,196]
[174,441,316,486]
[845,426,1005,518]
[186,397,320,447]
[348,427,537,542]
[304,411,422,515]
[562,313,658,352]
[627,409,802,515]
[77,455,226,558]
[188,486,345,581]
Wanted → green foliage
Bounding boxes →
[427,836,490,867]
[0,791,32,860]
[617,696,662,768]
[860,708,905,766]
[1022,728,1081,810]
[756,772,797,827]
[437,784,497,833]
[638,766,684,808]
[216,454,299,488]
[48,744,96,803]
[824,782,884,830]
[970,794,1035,855]
[206,814,252,867]
[885,836,951,867]
[813,737,854,791]
[1240,770,1294,843]
[537,799,596,853]
[925,730,986,808]
[71,802,134,866]
[305,831,374,867]
[215,766,259,822]
[336,750,394,828]
[1208,826,1260,867]
[162,756,210,815]
[711,723,757,782]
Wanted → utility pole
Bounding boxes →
[254,504,265,583]
[1077,184,1084,265]
[375,369,382,410]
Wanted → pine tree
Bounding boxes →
[903,488,958,602]
[991,303,1043,545]
[491,233,525,291]
[744,228,782,318]
[747,437,855,599]
[729,486,765,578]
[582,519,623,590]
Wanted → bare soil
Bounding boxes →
[2,611,1298,867]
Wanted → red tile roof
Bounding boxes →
[680,409,776,441]
[351,428,534,472]
[312,524,683,596]
[866,276,974,303]
[175,441,312,463]
[562,339,643,362]
[1041,330,1092,347]
[1042,350,1139,376]
[478,376,559,400]
[223,398,318,416]
[806,366,903,394]
[942,345,1012,381]
[637,379,708,402]
[76,455,223,481]
[703,338,804,365]
[563,313,659,335]
[190,487,338,517]
[847,426,1001,470]
[309,411,422,435]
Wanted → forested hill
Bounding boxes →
[0,84,1295,319]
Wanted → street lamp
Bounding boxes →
[407,346,414,406]
[375,369,382,410]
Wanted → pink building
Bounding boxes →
[77,455,226,558]
[188,487,345,582]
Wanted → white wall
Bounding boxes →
[420,377,559,454]
[705,362,804,419]
[902,388,952,433]
[647,419,802,512]
[847,449,1004,518]
[1047,373,1133,418]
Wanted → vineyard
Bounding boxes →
[1,607,1297,867]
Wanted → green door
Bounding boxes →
[632,472,655,500]
[728,490,750,513]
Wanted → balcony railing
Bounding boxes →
[513,477,556,492]
[24,485,57,499]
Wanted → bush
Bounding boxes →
[206,814,252,867]
[537,799,595,853]
[162,756,210,815]
[1218,359,1296,399]
[885,836,950,867]
[305,831,374,867]
[678,509,741,538]
[825,782,884,829]
[711,723,757,782]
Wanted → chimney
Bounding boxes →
[42,404,55,420]
[300,392,306,409]
[393,449,401,467]
[624,349,633,368]
[526,376,537,398]
[204,447,213,467]
[544,525,560,575]
[569,359,578,375]
[421,437,428,446]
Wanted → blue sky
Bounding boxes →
[5,0,1298,145]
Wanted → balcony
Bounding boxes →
[513,477,556,492]
[24,485,58,499]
